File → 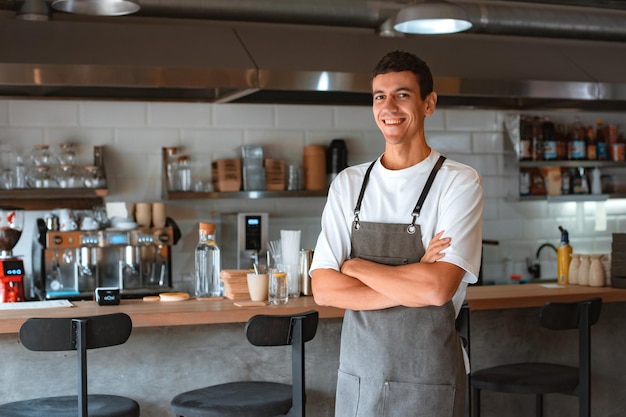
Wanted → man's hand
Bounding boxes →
[421,230,450,263]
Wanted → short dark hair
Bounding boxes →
[371,50,433,100]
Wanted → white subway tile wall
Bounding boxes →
[2,99,625,286]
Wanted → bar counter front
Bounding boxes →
[1,284,625,417]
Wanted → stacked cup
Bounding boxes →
[281,229,302,298]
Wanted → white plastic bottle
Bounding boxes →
[591,167,602,195]
[195,222,222,298]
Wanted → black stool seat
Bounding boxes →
[0,313,140,417]
[0,394,140,417]
[171,381,292,417]
[471,362,579,394]
[470,298,602,417]
[170,311,319,417]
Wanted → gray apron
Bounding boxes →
[335,156,466,417]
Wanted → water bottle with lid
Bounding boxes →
[195,222,222,298]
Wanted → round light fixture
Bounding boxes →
[393,0,473,35]
[51,0,140,16]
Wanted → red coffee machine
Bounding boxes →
[0,206,25,302]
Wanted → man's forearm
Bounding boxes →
[311,268,398,310]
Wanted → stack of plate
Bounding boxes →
[220,270,250,300]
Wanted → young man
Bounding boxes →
[310,50,484,417]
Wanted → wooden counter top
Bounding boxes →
[465,283,626,310]
[1,284,625,334]
[0,296,343,334]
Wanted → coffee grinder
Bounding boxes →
[0,206,26,302]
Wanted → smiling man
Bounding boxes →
[310,50,484,417]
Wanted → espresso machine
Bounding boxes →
[33,217,180,300]
[0,206,26,303]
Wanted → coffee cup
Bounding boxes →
[247,273,269,302]
[81,216,98,231]
[59,209,77,231]
[151,202,166,228]
[135,203,152,228]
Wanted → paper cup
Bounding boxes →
[247,273,269,302]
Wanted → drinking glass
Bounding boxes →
[268,268,288,305]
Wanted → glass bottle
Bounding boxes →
[195,222,222,298]
[570,117,587,160]
[586,125,597,160]
[164,147,179,192]
[556,123,568,160]
[596,118,609,160]
[177,155,192,191]
[542,116,557,161]
[531,116,543,161]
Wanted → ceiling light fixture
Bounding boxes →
[393,0,473,35]
[51,0,140,16]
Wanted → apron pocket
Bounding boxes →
[382,381,455,417]
[358,254,408,266]
[336,369,360,417]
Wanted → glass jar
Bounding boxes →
[30,144,52,166]
[82,165,107,188]
[56,143,78,166]
[27,165,55,188]
[55,164,82,188]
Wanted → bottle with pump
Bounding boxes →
[557,226,573,285]
[195,222,222,298]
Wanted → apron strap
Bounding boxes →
[412,155,447,218]
[353,155,447,232]
[353,159,377,228]
[407,155,446,234]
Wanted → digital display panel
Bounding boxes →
[247,218,260,226]
[107,234,128,245]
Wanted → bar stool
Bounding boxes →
[171,310,319,417]
[471,297,602,417]
[0,313,140,417]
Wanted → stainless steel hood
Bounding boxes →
[2,13,626,109]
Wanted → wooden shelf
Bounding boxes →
[518,160,626,168]
[0,188,107,210]
[167,189,327,200]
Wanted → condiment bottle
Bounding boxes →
[557,225,573,285]
[578,254,590,286]
[589,254,605,287]
[195,222,222,298]
[568,253,580,285]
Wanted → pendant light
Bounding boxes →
[51,0,140,16]
[393,0,473,35]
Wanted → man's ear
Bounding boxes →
[425,92,437,116]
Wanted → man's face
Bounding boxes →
[372,70,435,145]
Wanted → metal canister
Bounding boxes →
[299,249,314,296]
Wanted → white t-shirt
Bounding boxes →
[310,149,484,315]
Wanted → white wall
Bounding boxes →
[2,99,626,289]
